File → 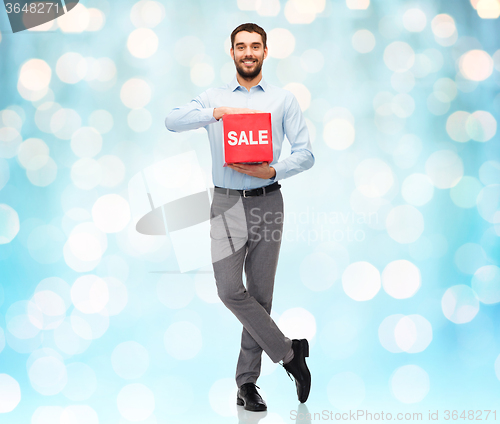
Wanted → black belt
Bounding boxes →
[214,181,281,198]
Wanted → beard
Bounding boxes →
[234,54,264,80]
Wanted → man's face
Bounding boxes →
[230,31,268,79]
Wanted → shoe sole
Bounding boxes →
[299,338,311,403]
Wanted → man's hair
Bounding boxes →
[231,23,267,49]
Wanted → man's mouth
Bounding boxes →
[242,60,256,66]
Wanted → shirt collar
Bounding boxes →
[229,75,268,92]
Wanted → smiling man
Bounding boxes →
[165,23,314,411]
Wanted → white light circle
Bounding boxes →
[476,184,500,224]
[66,222,107,263]
[382,260,421,299]
[131,0,166,28]
[18,59,52,91]
[450,176,483,208]
[354,158,394,198]
[0,374,21,413]
[323,118,355,150]
[208,378,237,417]
[117,383,155,422]
[472,265,500,304]
[101,277,128,316]
[60,405,99,424]
[455,242,488,275]
[17,138,50,170]
[278,307,316,340]
[0,127,22,158]
[0,159,9,191]
[27,290,66,330]
[397,315,432,353]
[0,204,20,244]
[54,318,91,355]
[386,205,424,244]
[401,173,434,206]
[390,365,429,403]
[392,93,415,118]
[120,78,152,109]
[267,28,295,59]
[128,108,152,132]
[342,261,380,301]
[32,406,64,424]
[446,111,471,142]
[425,150,464,189]
[478,161,500,186]
[466,111,497,142]
[70,309,109,340]
[384,41,415,72]
[26,157,57,187]
[56,52,86,84]
[28,356,67,396]
[98,155,126,187]
[459,50,494,81]
[378,314,405,353]
[50,108,82,140]
[62,362,97,401]
[71,275,109,314]
[71,158,102,190]
[89,109,113,134]
[92,194,131,233]
[403,8,427,32]
[70,127,102,158]
[128,28,159,59]
[352,29,376,53]
[442,285,480,324]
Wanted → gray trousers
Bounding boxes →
[210,186,292,387]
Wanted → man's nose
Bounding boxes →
[243,47,254,56]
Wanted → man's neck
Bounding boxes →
[236,73,263,92]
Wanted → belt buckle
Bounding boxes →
[243,189,249,198]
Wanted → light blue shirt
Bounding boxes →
[165,75,315,190]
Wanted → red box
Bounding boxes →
[222,113,273,165]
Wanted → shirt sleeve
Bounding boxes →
[165,90,217,132]
[271,92,315,181]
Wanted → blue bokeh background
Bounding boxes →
[1,0,500,423]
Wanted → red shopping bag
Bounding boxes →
[222,113,273,165]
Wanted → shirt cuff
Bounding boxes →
[271,161,287,181]
[205,108,217,125]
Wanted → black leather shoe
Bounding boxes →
[236,383,267,411]
[282,339,311,403]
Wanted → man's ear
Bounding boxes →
[230,48,234,60]
[263,46,268,60]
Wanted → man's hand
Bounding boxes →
[213,107,263,120]
[228,161,276,180]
